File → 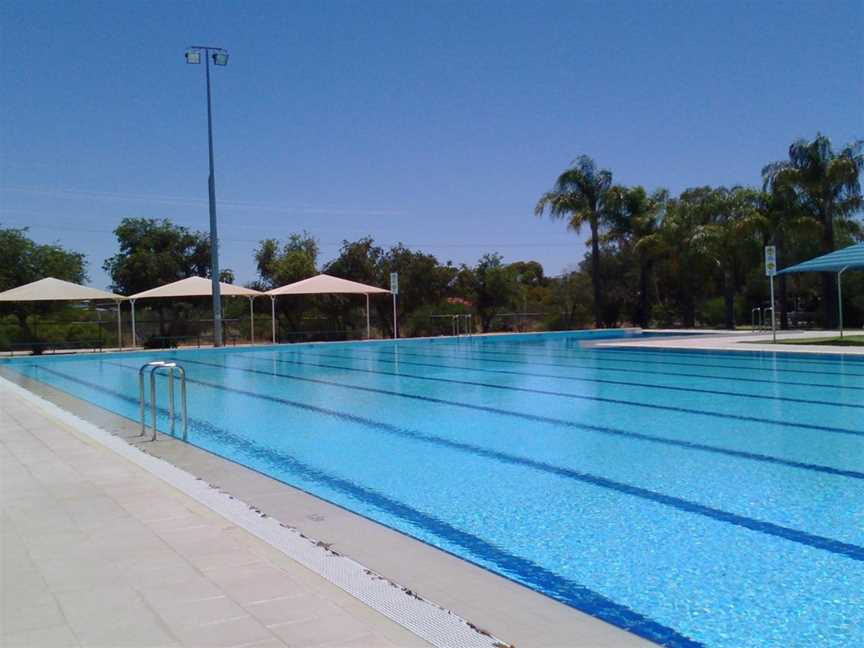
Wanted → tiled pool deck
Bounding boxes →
[3,328,860,648]
[0,382,432,648]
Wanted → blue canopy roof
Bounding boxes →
[779,242,864,274]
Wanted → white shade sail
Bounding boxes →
[129,276,263,300]
[0,277,126,302]
[266,274,390,296]
[265,274,392,343]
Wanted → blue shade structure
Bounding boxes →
[779,242,864,336]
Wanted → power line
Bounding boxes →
[0,221,580,248]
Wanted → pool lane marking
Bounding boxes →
[416,343,864,378]
[108,358,864,482]
[42,362,864,566]
[192,355,864,438]
[334,346,864,391]
[23,366,702,648]
[274,349,864,409]
[223,356,864,479]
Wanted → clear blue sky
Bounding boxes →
[2,0,862,289]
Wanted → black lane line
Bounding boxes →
[275,349,863,410]
[99,361,864,564]
[182,356,864,479]
[32,365,700,647]
[191,355,864,438]
[419,342,864,378]
[336,346,864,391]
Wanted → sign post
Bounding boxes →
[765,245,777,343]
[390,272,399,339]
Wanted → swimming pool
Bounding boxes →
[2,330,862,647]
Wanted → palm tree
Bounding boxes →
[605,186,668,327]
[535,155,613,327]
[762,134,864,327]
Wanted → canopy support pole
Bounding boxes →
[116,300,122,351]
[248,296,255,345]
[365,294,370,339]
[838,268,847,338]
[130,299,137,348]
[270,295,277,344]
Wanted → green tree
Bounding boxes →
[0,225,87,291]
[102,218,229,294]
[647,188,717,327]
[762,134,864,326]
[379,244,457,336]
[535,155,613,327]
[253,231,318,290]
[689,187,762,329]
[103,218,232,338]
[457,253,519,332]
[755,185,820,329]
[546,267,593,329]
[605,186,668,327]
[324,237,384,285]
[0,225,88,346]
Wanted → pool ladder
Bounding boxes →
[138,361,188,442]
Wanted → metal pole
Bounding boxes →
[248,296,255,345]
[116,300,122,351]
[365,294,370,339]
[770,275,776,343]
[392,293,398,339]
[270,295,276,343]
[204,50,223,347]
[838,269,846,338]
[130,299,137,347]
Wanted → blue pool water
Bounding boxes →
[3,330,862,647]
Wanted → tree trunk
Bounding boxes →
[723,267,735,330]
[589,218,602,328]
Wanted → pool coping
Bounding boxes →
[0,366,656,648]
[587,329,864,356]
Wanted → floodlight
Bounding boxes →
[185,50,201,64]
[213,51,229,66]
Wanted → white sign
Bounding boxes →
[390,272,399,295]
[765,246,777,277]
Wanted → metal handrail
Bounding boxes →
[138,361,188,442]
[430,313,474,337]
[751,307,761,332]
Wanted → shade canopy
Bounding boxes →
[779,242,864,275]
[129,276,263,300]
[0,277,126,302]
[266,274,390,296]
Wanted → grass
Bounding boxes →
[771,335,864,347]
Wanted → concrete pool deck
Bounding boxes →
[591,328,864,355]
[0,370,655,648]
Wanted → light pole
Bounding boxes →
[186,45,229,346]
